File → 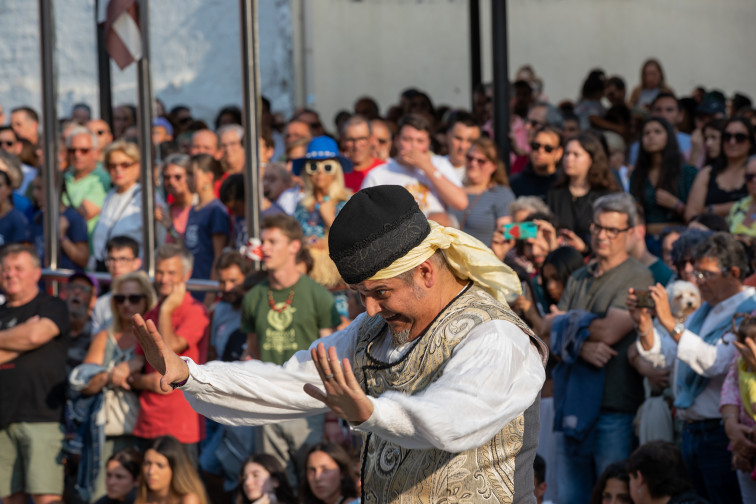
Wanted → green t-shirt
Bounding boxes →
[559,257,654,413]
[241,275,341,365]
[62,170,109,237]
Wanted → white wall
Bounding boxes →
[0,0,294,125]
[303,0,756,127]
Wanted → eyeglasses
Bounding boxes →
[305,161,335,174]
[113,294,146,305]
[105,256,136,265]
[530,141,558,153]
[466,154,489,165]
[343,136,369,145]
[746,173,756,182]
[0,140,15,148]
[589,222,631,239]
[163,174,184,181]
[723,132,749,144]
[376,138,391,145]
[527,119,545,128]
[691,269,727,282]
[68,283,93,294]
[68,147,93,155]
[107,161,135,171]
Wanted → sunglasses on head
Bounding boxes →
[723,132,749,144]
[530,141,557,153]
[305,161,335,174]
[113,294,146,305]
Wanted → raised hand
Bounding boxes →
[303,343,374,425]
[132,313,189,393]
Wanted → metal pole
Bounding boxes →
[491,0,511,172]
[239,0,261,260]
[95,0,113,124]
[469,0,482,112]
[137,0,156,277]
[39,0,60,277]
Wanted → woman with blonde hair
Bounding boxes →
[80,271,158,499]
[292,137,352,290]
[91,140,162,271]
[137,435,208,504]
[449,136,515,245]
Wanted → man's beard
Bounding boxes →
[389,326,411,346]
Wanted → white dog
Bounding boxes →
[666,280,701,322]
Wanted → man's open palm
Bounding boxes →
[132,314,189,393]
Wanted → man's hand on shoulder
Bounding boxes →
[132,314,189,392]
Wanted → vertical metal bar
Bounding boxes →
[469,0,482,112]
[491,0,511,173]
[137,0,155,277]
[239,0,261,261]
[95,0,113,125]
[39,0,60,277]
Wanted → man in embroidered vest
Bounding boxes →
[629,232,753,504]
[133,185,548,503]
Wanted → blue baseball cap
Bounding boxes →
[291,136,353,176]
[152,117,174,136]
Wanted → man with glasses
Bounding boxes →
[0,126,36,194]
[91,236,142,335]
[511,125,563,200]
[62,127,110,240]
[540,193,653,504]
[629,232,754,504]
[340,115,384,192]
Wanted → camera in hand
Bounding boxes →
[635,290,655,309]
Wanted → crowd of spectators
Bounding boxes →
[1,57,756,504]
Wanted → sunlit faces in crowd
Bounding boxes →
[446,120,480,168]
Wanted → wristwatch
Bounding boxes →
[671,322,685,339]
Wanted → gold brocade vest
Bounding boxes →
[353,284,547,504]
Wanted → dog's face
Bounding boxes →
[667,280,701,321]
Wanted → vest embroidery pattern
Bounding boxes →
[354,285,540,504]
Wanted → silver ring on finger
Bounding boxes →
[324,373,335,380]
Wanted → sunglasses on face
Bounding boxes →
[466,154,488,165]
[68,147,92,155]
[723,132,749,144]
[530,141,558,153]
[107,162,135,171]
[113,293,146,305]
[305,161,335,174]
[746,173,756,182]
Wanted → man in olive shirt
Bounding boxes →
[541,193,653,504]
[241,213,340,483]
